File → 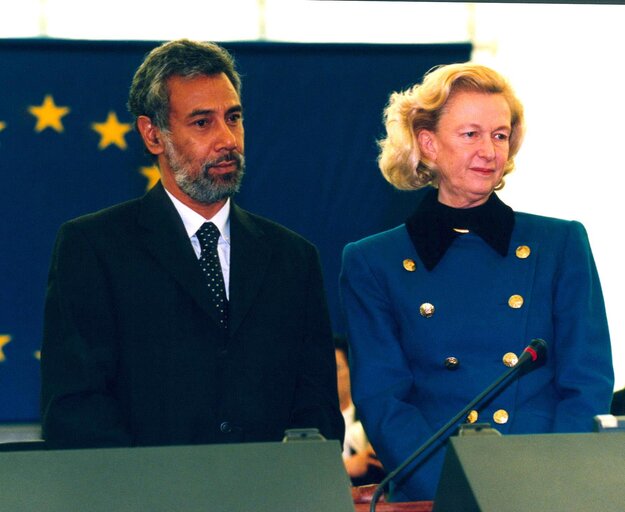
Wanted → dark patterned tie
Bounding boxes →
[196,222,228,329]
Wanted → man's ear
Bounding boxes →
[417,129,437,162]
[136,116,165,156]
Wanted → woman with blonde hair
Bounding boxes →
[340,62,613,501]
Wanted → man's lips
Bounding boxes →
[208,161,238,174]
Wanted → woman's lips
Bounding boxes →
[470,167,495,175]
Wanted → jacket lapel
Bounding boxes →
[228,204,272,335]
[136,182,223,325]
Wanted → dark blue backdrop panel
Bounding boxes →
[0,39,471,421]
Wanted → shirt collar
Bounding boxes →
[405,187,514,271]
[164,189,231,244]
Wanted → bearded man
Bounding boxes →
[40,40,344,449]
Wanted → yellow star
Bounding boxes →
[91,111,132,150]
[140,165,161,191]
[28,94,70,133]
[34,350,41,361]
[0,120,6,132]
[0,334,11,363]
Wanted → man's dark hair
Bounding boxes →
[127,39,241,131]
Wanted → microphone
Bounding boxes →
[369,338,548,512]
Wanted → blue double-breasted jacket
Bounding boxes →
[340,211,614,501]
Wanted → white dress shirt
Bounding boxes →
[165,190,231,299]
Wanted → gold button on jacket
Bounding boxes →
[466,410,479,424]
[403,258,416,272]
[502,352,519,367]
[444,356,459,370]
[493,409,509,424]
[419,302,435,318]
[508,295,524,309]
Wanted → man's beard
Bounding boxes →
[163,137,245,204]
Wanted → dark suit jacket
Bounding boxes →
[41,182,343,448]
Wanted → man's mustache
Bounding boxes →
[204,151,244,169]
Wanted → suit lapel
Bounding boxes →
[136,182,223,325]
[228,204,272,335]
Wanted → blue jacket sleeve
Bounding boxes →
[340,241,443,499]
[551,221,614,432]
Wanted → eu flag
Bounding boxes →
[0,38,471,422]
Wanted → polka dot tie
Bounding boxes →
[196,222,228,329]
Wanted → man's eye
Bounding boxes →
[494,133,509,141]
[228,113,243,123]
[463,131,477,138]
[195,119,207,127]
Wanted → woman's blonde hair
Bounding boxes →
[378,63,525,190]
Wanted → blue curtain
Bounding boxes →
[0,39,471,421]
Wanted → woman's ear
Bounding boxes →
[417,129,437,162]
[136,115,165,156]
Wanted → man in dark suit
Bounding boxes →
[40,39,344,448]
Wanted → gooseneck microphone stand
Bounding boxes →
[369,339,547,512]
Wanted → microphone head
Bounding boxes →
[525,338,548,362]
[517,339,548,373]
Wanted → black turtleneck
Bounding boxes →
[405,187,515,271]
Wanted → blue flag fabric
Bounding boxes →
[0,39,471,422]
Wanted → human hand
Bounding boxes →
[344,448,383,478]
